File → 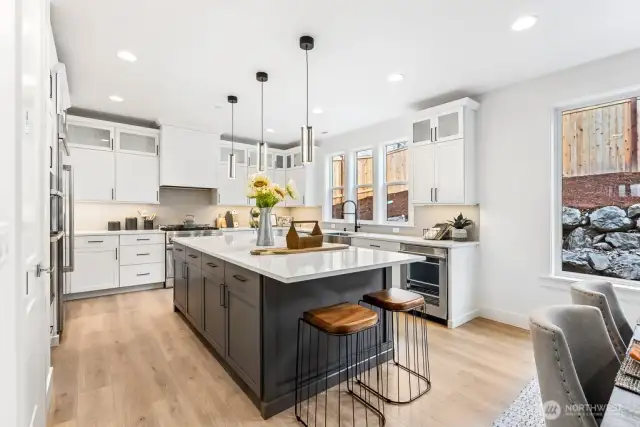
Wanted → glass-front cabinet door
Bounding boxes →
[220,146,247,165]
[433,107,463,142]
[412,117,433,145]
[274,154,285,170]
[116,128,158,156]
[293,151,303,168]
[67,119,114,151]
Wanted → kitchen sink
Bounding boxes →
[323,233,352,245]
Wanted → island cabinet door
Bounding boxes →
[225,265,261,395]
[186,263,204,329]
[173,259,187,312]
[203,270,226,356]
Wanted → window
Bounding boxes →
[356,149,374,221]
[384,141,409,222]
[330,155,345,219]
[559,96,640,284]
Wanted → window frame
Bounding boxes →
[551,86,640,287]
[354,147,376,223]
[382,140,412,225]
[329,153,346,221]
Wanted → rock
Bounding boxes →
[562,250,593,274]
[565,227,593,250]
[587,252,610,271]
[593,234,606,244]
[589,206,634,232]
[606,253,640,280]
[593,242,613,251]
[562,207,583,229]
[605,232,640,250]
[628,204,640,219]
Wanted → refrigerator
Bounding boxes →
[50,63,73,344]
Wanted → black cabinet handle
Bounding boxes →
[370,244,381,248]
[233,274,247,282]
[175,248,183,252]
[137,238,151,241]
[115,248,118,260]
[88,240,104,243]
[188,254,198,259]
[137,253,150,256]
[183,262,188,279]
[206,262,218,268]
[137,272,150,276]
[219,283,225,307]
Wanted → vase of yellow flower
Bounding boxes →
[247,174,297,246]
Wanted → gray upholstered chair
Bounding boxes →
[570,280,633,360]
[530,305,620,427]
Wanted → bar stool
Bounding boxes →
[358,289,431,404]
[295,302,386,427]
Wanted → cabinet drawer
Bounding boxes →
[202,253,224,279]
[120,233,165,246]
[75,235,119,250]
[351,238,401,252]
[120,263,165,287]
[225,263,259,304]
[120,244,165,266]
[173,243,186,261]
[186,247,202,268]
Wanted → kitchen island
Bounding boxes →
[171,233,422,418]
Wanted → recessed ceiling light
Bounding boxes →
[312,107,323,114]
[265,128,274,133]
[117,50,137,62]
[511,15,538,31]
[387,73,404,83]
[109,95,124,102]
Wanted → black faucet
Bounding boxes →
[341,200,360,232]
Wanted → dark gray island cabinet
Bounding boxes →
[171,236,422,419]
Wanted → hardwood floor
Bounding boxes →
[48,289,535,427]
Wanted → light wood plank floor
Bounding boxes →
[48,289,535,427]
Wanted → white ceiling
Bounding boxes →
[51,0,640,144]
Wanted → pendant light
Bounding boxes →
[300,35,314,164]
[256,71,268,173]
[227,95,238,179]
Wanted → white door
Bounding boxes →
[434,139,465,203]
[70,250,119,293]
[411,144,436,204]
[115,153,159,203]
[66,148,115,201]
[217,165,248,205]
[0,0,51,425]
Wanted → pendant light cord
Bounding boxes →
[231,102,234,151]
[261,82,264,144]
[306,50,309,127]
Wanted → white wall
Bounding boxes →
[75,187,291,230]
[478,48,640,329]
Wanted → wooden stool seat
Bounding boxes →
[363,288,425,311]
[303,302,378,335]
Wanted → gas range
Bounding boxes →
[159,224,223,243]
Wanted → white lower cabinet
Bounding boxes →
[70,247,119,294]
[351,238,402,288]
[120,263,165,288]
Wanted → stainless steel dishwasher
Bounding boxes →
[399,244,448,321]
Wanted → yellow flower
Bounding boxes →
[249,174,270,191]
[286,179,297,199]
[272,184,286,200]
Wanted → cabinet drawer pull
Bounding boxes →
[370,244,381,248]
[137,253,150,256]
[87,240,104,243]
[137,238,151,241]
[233,274,247,282]
[206,262,218,268]
[188,254,198,259]
[137,272,150,276]
[219,283,225,307]
[175,248,183,252]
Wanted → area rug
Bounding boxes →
[492,378,545,427]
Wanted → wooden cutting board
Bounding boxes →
[250,243,349,255]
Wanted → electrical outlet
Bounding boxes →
[392,227,400,233]
[330,224,336,229]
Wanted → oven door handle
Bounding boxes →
[398,250,447,260]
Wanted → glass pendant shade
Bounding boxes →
[258,142,267,172]
[228,152,236,179]
[301,125,314,164]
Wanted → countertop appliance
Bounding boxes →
[50,62,73,344]
[160,224,222,288]
[399,243,448,322]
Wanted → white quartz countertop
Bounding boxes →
[172,234,423,284]
[76,229,166,236]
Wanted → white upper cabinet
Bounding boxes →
[285,167,305,206]
[217,164,248,206]
[220,144,247,166]
[65,147,115,202]
[67,117,114,150]
[116,153,159,203]
[410,98,478,205]
[160,125,218,188]
[274,153,285,170]
[116,128,158,156]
